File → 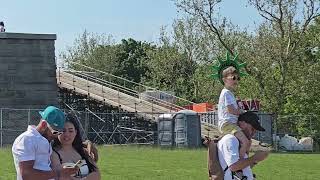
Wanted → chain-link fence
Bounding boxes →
[0,108,160,147]
[6,108,317,151]
[199,112,274,144]
[274,114,320,151]
[0,108,42,146]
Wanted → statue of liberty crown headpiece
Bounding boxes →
[211,51,247,84]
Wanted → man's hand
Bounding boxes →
[229,151,268,172]
[203,136,211,146]
[252,151,269,163]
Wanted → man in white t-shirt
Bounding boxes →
[12,106,78,180]
[217,111,269,180]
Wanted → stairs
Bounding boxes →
[56,63,218,135]
[57,69,183,121]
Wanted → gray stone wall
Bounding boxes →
[0,33,58,109]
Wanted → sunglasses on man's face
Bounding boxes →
[47,124,63,135]
[51,130,63,135]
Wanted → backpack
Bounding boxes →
[204,137,248,180]
[204,137,224,180]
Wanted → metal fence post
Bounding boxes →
[274,114,278,152]
[309,115,312,136]
[117,87,120,112]
[85,110,89,140]
[58,67,61,83]
[310,115,314,152]
[1,108,2,148]
[85,111,89,139]
[27,109,31,125]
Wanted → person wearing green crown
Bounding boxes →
[212,52,250,159]
[218,65,250,159]
[208,52,269,180]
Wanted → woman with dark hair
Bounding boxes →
[51,114,100,180]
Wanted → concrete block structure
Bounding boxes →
[0,33,58,109]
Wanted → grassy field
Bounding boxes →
[0,146,320,180]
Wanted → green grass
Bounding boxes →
[1,146,320,180]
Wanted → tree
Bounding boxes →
[60,30,117,73]
[175,0,320,115]
[282,17,320,145]
[114,38,152,84]
[145,30,197,102]
[60,31,154,87]
[175,0,237,55]
[172,17,222,102]
[246,0,320,114]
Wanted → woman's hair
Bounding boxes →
[52,113,97,172]
[0,22,4,26]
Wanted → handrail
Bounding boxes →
[67,70,138,97]
[68,61,155,90]
[76,70,182,110]
[60,69,184,111]
[60,61,215,112]
[67,61,210,109]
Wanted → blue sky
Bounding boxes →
[1,0,262,56]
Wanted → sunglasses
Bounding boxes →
[227,76,240,81]
[47,124,63,135]
[51,130,63,135]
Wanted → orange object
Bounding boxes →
[183,105,193,110]
[192,103,214,112]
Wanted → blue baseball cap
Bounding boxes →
[39,106,65,131]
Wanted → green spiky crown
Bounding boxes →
[211,52,247,84]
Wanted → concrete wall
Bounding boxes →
[0,33,58,109]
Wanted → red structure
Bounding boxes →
[237,99,261,111]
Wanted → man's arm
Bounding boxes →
[51,150,62,171]
[20,160,79,180]
[19,161,56,180]
[221,136,269,172]
[228,156,255,172]
[229,151,269,172]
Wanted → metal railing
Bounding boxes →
[58,69,181,114]
[60,61,215,111]
[72,69,182,110]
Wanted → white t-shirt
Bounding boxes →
[217,134,254,180]
[218,88,239,130]
[12,126,53,180]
